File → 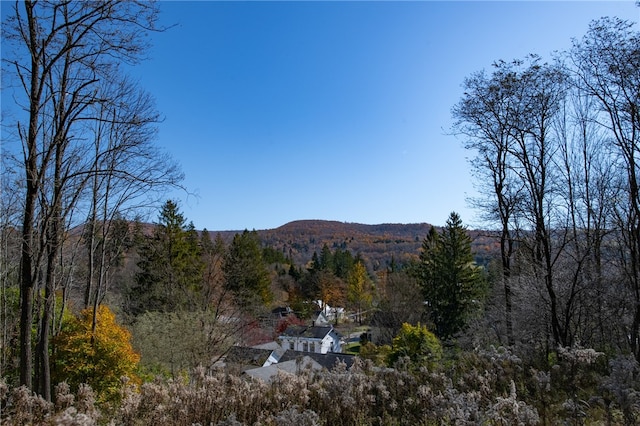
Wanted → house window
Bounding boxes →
[311,342,316,353]
[289,341,294,350]
[303,342,308,352]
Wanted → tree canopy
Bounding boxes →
[223,230,273,306]
[126,200,204,315]
[417,212,486,340]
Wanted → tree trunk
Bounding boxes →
[500,226,514,346]
[19,1,43,388]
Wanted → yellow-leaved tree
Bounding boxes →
[347,261,373,325]
[52,305,140,402]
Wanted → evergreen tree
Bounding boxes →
[126,201,204,316]
[333,248,355,279]
[309,251,321,274]
[288,264,302,281]
[262,246,288,264]
[418,212,486,340]
[223,230,272,306]
[319,243,334,271]
[213,233,227,255]
[200,229,215,254]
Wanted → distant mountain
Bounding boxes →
[203,220,498,273]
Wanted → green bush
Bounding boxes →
[387,322,443,369]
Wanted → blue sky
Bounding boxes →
[138,1,639,231]
[4,2,640,231]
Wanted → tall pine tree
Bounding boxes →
[126,201,204,316]
[418,212,486,340]
[223,230,272,307]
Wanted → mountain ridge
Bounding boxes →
[203,219,496,272]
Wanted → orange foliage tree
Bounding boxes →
[52,305,140,402]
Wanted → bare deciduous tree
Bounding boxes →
[2,0,182,397]
[569,17,640,358]
[452,62,527,346]
[453,52,625,351]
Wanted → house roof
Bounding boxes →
[278,350,355,370]
[244,357,323,383]
[312,310,330,324]
[252,341,282,351]
[271,306,293,317]
[252,341,286,361]
[224,346,273,367]
[279,325,336,340]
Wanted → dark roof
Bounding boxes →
[280,325,335,339]
[278,350,355,370]
[271,306,293,316]
[244,357,323,383]
[225,346,273,367]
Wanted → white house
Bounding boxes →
[316,300,346,323]
[278,325,342,354]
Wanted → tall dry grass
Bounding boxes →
[1,347,638,425]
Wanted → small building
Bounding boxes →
[223,341,355,383]
[278,349,355,370]
[223,346,276,370]
[311,310,330,326]
[316,300,346,323]
[271,306,293,318]
[278,325,342,354]
[243,356,323,383]
[243,351,355,383]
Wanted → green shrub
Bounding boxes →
[387,322,443,369]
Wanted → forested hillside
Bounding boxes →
[206,219,498,272]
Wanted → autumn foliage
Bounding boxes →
[52,305,140,402]
[274,314,307,337]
